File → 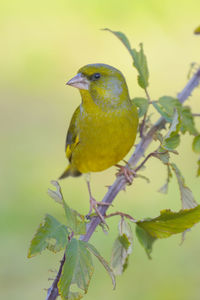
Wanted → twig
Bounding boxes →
[134,150,168,173]
[46,68,200,300]
[105,211,136,222]
[134,151,157,172]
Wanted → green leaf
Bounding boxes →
[135,225,156,259]
[110,218,133,275]
[132,97,149,118]
[48,180,64,204]
[170,163,197,209]
[131,43,149,89]
[155,149,170,164]
[194,25,200,35]
[163,134,180,151]
[48,181,86,235]
[152,96,181,122]
[171,163,198,242]
[103,28,132,53]
[180,106,198,135]
[58,239,94,300]
[152,102,172,122]
[103,29,149,89]
[192,135,200,153]
[165,109,181,138]
[63,201,86,235]
[84,243,116,289]
[159,97,181,117]
[136,206,200,239]
[28,214,68,258]
[161,109,181,150]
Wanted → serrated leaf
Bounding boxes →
[63,201,86,235]
[155,149,170,164]
[84,243,116,289]
[103,28,132,53]
[170,163,197,209]
[153,131,163,143]
[194,25,200,35]
[161,109,181,150]
[28,214,68,258]
[180,106,198,135]
[192,135,200,153]
[137,206,200,239]
[135,225,156,259]
[131,43,149,89]
[152,96,181,122]
[110,219,133,275]
[48,180,63,204]
[58,239,94,300]
[165,109,181,139]
[152,102,172,122]
[171,163,198,242]
[162,134,180,150]
[103,29,149,89]
[132,97,149,118]
[159,97,181,117]
[48,181,86,235]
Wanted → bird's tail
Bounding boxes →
[59,164,82,180]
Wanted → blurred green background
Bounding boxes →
[1,0,200,299]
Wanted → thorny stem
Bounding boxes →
[46,68,200,300]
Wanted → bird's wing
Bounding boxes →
[65,106,81,162]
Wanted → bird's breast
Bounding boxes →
[72,105,138,173]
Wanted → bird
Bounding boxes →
[59,63,138,222]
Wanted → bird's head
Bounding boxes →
[66,64,130,108]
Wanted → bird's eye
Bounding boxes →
[91,73,101,80]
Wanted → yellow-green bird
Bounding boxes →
[59,63,138,220]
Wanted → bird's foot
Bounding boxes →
[87,197,110,224]
[115,164,136,185]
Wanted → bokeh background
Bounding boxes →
[1,0,200,299]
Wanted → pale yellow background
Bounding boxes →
[1,0,200,299]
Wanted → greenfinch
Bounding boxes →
[59,64,138,220]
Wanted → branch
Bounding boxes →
[81,68,200,240]
[46,68,200,300]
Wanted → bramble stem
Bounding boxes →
[46,68,200,300]
[45,255,65,300]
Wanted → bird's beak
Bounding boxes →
[66,73,90,90]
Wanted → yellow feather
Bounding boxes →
[60,63,138,178]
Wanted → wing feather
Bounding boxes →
[65,106,80,162]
